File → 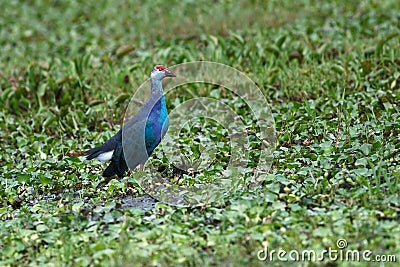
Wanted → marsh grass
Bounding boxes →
[1,0,399,266]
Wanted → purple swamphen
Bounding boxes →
[85,65,176,178]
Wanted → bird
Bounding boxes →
[85,65,176,178]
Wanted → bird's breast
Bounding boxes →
[144,97,168,154]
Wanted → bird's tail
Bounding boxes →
[85,147,103,160]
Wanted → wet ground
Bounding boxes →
[120,195,158,210]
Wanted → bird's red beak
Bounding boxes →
[165,69,176,78]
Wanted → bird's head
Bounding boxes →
[150,65,176,81]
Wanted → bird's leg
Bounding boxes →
[140,164,144,171]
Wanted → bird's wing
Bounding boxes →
[85,110,144,161]
[122,97,164,169]
[122,117,149,170]
[86,96,160,170]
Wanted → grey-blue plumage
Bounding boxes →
[85,65,175,178]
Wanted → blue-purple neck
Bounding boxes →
[150,78,164,96]
[149,77,167,115]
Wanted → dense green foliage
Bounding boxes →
[1,0,399,266]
